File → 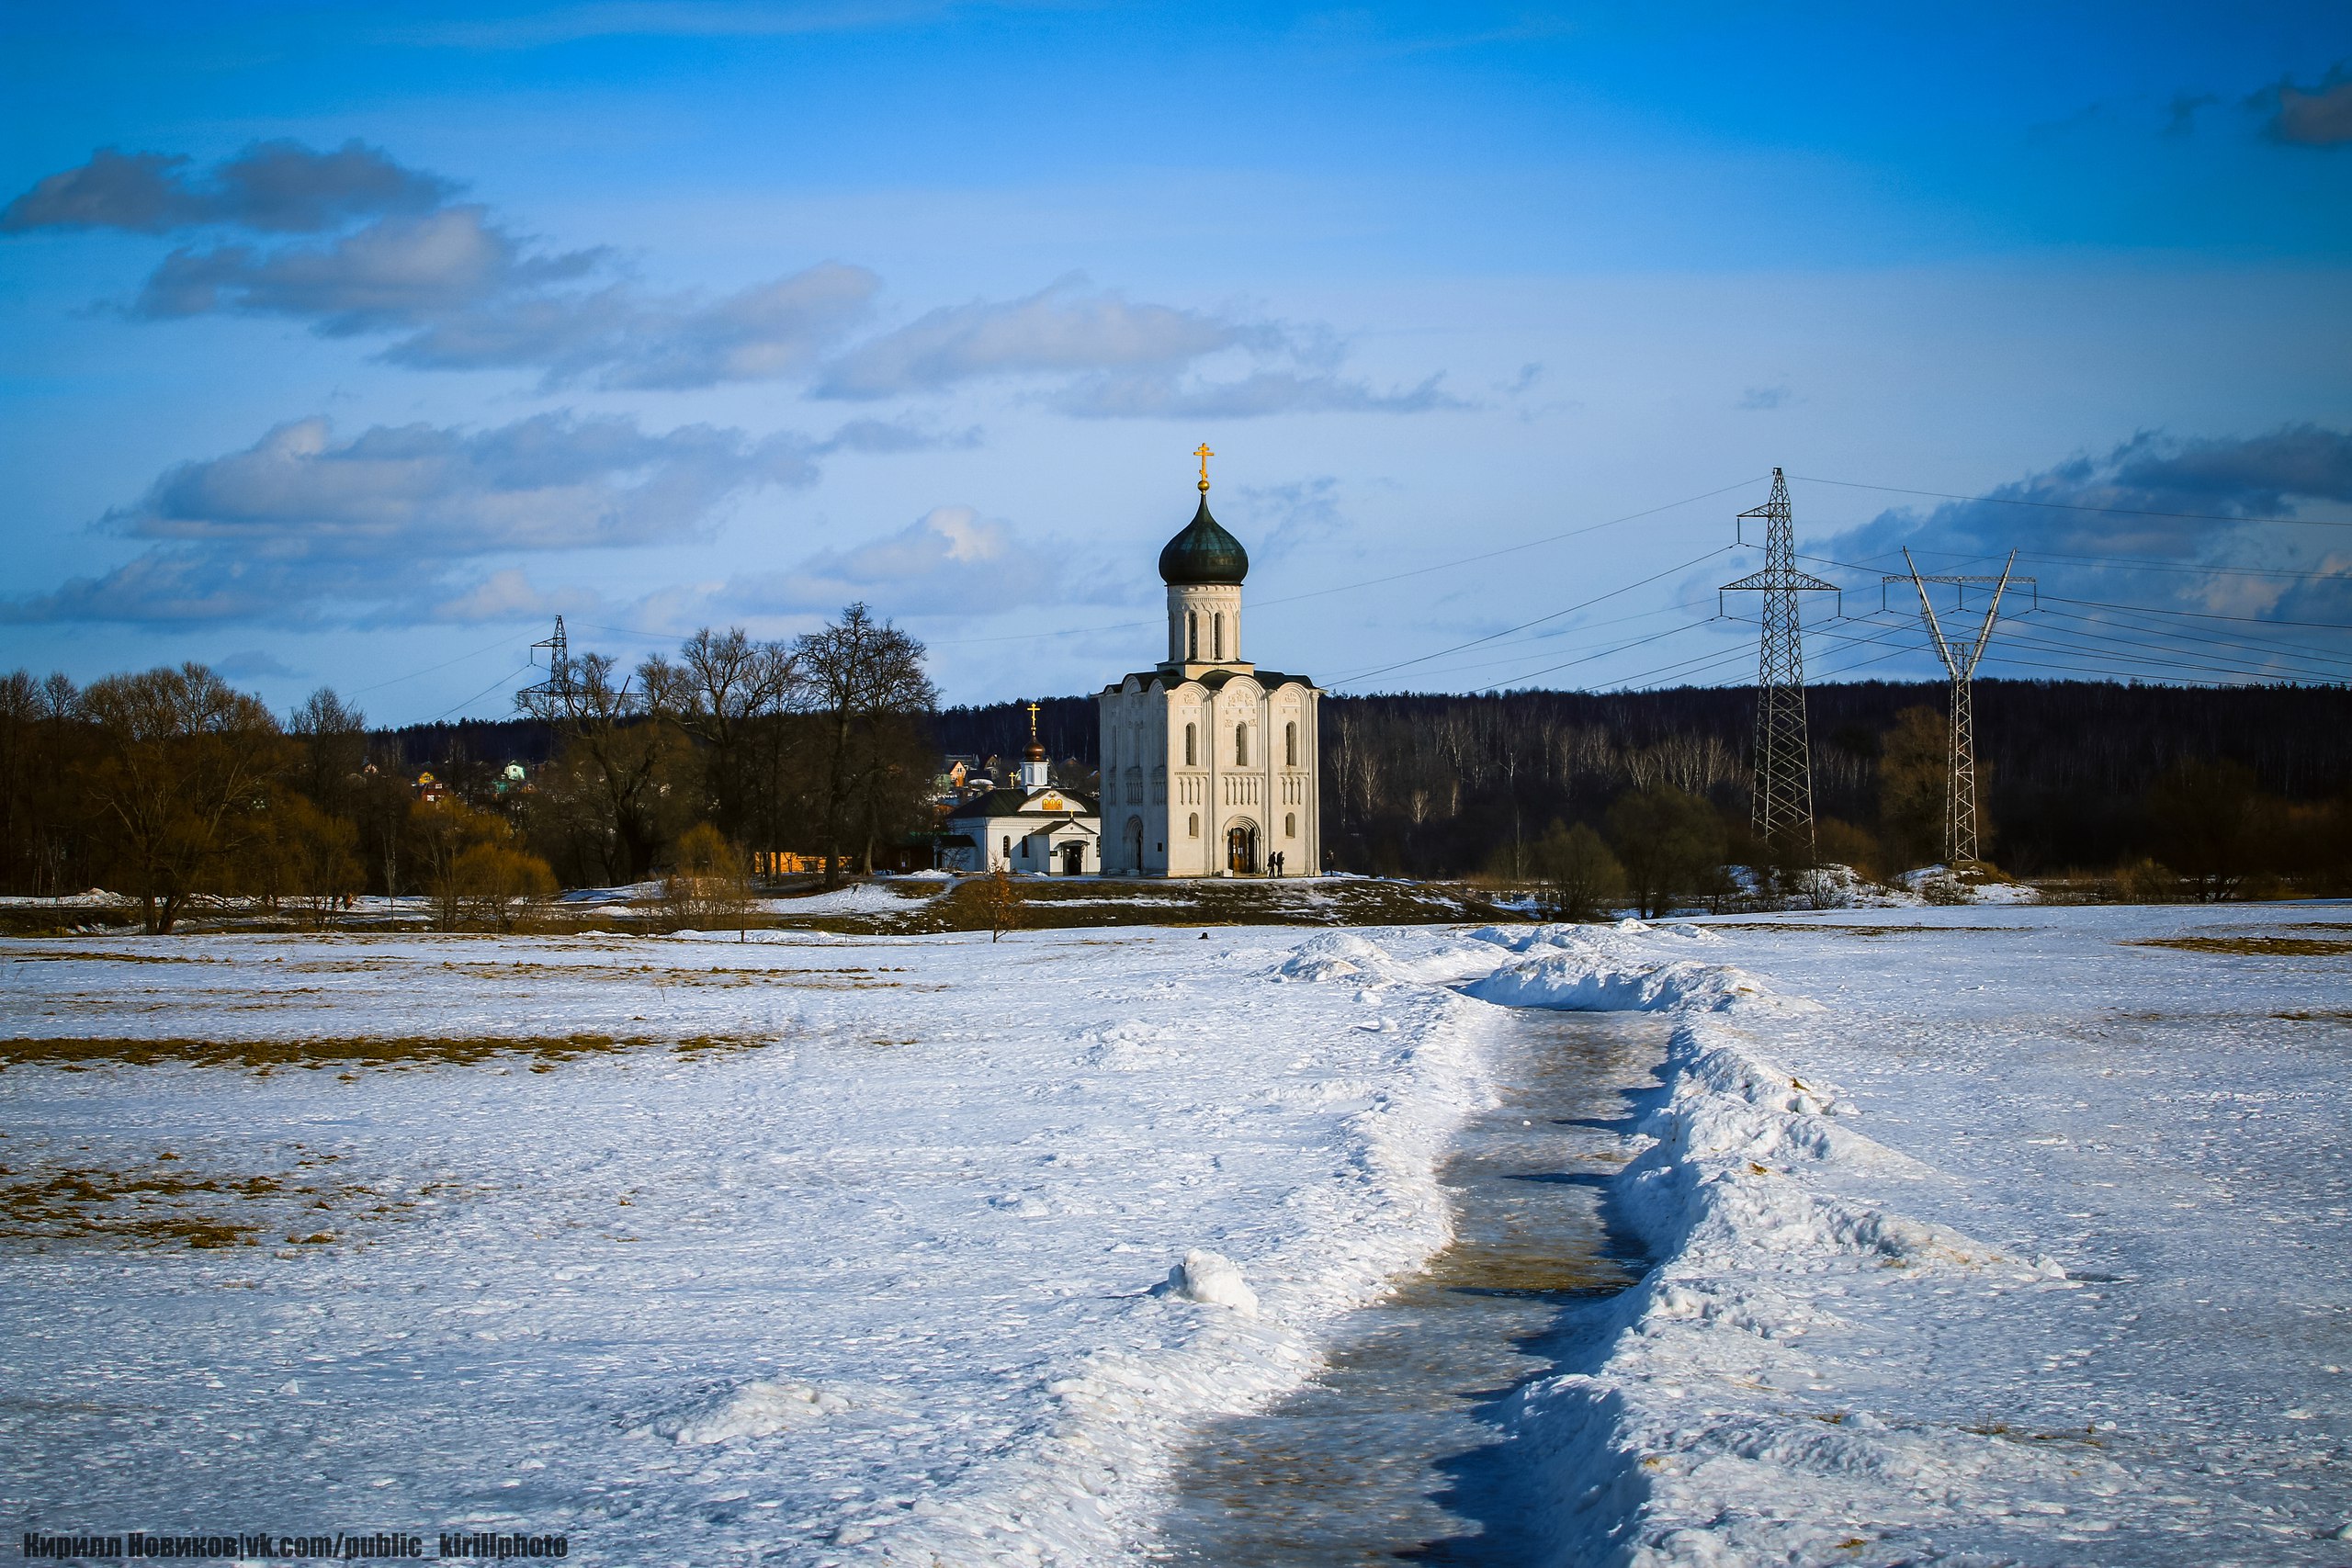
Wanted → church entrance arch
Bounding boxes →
[1124,817,1144,872]
[1225,820,1260,874]
[1060,842,1084,876]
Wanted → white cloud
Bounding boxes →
[1046,368,1467,420]
[1,140,453,234]
[134,206,599,332]
[715,505,1119,618]
[816,276,1263,400]
[5,412,832,627]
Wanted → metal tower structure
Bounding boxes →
[1720,469,1838,858]
[1885,549,2032,865]
[522,615,571,706]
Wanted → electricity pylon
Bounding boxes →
[1885,550,2033,865]
[522,615,571,706]
[1720,469,1839,859]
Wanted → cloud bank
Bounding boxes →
[6,145,1459,414]
[0,141,454,234]
[1819,424,2352,632]
[6,412,835,627]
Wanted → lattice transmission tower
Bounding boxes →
[1720,469,1838,858]
[521,615,571,708]
[1885,550,2033,865]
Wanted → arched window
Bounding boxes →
[1284,721,1297,767]
[1184,723,1196,766]
[1213,613,1225,660]
[1187,812,1200,837]
[1187,613,1198,660]
[1285,812,1296,837]
[1235,723,1249,766]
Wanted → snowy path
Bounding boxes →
[1150,1010,1663,1564]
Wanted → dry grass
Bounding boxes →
[0,1032,776,1072]
[2127,936,2352,957]
[797,876,1519,936]
[0,1148,411,1250]
[1725,922,2018,937]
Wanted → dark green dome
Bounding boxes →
[1158,493,1250,585]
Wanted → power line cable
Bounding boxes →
[345,632,520,696]
[932,476,1767,649]
[421,666,535,726]
[1328,546,1735,688]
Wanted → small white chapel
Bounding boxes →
[1098,447,1322,876]
[939,704,1101,874]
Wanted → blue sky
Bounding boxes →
[4,1,2348,720]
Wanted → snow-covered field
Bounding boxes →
[3,903,2346,1563]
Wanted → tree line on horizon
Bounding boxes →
[933,681,2352,906]
[1,649,2345,931]
[0,604,936,931]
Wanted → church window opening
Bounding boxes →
[1285,721,1297,766]
[1184,724,1196,766]
[1187,812,1200,837]
[1001,835,1012,862]
[1213,613,1225,660]
[1235,724,1249,766]
[1187,613,1198,660]
[1286,812,1296,837]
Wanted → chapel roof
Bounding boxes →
[946,787,1100,821]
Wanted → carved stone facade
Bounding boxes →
[1095,484,1320,876]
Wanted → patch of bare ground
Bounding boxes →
[2127,936,2352,956]
[0,1147,437,1252]
[797,876,1517,935]
[0,1033,776,1072]
[1721,922,2021,937]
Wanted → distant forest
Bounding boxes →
[7,655,2347,924]
[369,679,2352,879]
[932,681,2352,879]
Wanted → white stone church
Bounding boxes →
[942,459,1323,877]
[1098,463,1322,876]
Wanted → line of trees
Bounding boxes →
[936,681,2352,899]
[0,603,938,930]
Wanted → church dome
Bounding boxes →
[1159,494,1250,585]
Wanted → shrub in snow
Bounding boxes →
[1159,1248,1259,1317]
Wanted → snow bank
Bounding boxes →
[1463,925,1782,1013]
[1456,921,2153,1565]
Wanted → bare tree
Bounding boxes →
[78,663,282,932]
[288,686,368,814]
[517,647,684,883]
[795,604,939,887]
[643,627,801,845]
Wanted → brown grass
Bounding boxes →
[0,1032,776,1072]
[2127,936,2352,957]
[0,1149,405,1250]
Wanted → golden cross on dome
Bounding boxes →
[1026,701,1040,741]
[1193,443,1214,491]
